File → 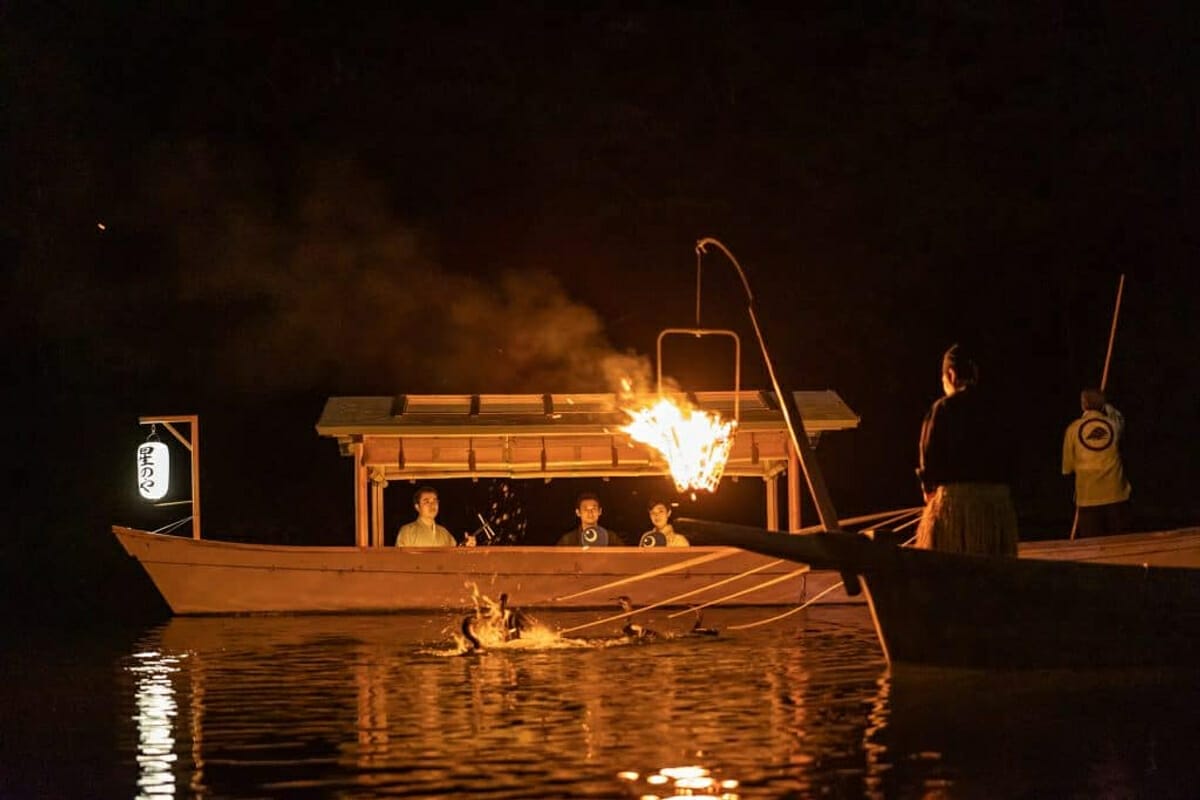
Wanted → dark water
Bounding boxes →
[3,606,1198,799]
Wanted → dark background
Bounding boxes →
[3,3,1197,627]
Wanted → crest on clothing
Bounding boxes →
[581,526,609,546]
[1078,417,1115,451]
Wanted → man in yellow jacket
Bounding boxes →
[1062,388,1132,536]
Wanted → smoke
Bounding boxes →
[151,154,655,394]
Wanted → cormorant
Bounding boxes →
[460,592,531,651]
[687,605,719,636]
[615,595,660,640]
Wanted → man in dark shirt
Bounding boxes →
[556,492,626,546]
[915,344,1018,555]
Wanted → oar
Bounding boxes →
[550,548,740,602]
[557,558,784,634]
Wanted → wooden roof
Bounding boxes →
[315,390,858,480]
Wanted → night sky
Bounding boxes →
[3,4,1197,623]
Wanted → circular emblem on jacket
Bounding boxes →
[582,526,608,545]
[640,532,667,547]
[1078,417,1115,451]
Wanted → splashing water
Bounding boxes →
[427,585,723,657]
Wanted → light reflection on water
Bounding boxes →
[129,651,181,798]
[113,607,1200,798]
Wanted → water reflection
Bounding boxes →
[618,764,742,798]
[867,665,1200,799]
[111,608,1200,798]
[129,650,182,798]
[117,609,885,797]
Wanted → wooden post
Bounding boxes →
[352,441,368,548]
[787,440,802,533]
[140,414,200,540]
[369,472,383,547]
[192,418,200,540]
[765,475,779,531]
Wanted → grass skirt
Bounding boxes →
[917,483,1018,556]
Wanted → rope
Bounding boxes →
[153,517,193,535]
[769,505,924,536]
[550,548,740,602]
[666,566,811,617]
[558,558,784,634]
[726,580,848,630]
[723,532,918,631]
[559,514,922,635]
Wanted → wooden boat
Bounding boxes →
[113,390,864,614]
[681,518,1200,668]
[1019,527,1200,568]
[111,527,851,614]
[114,392,1200,620]
[112,520,1200,617]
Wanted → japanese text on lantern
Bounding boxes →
[137,441,170,501]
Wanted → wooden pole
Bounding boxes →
[192,418,201,540]
[765,475,779,531]
[140,414,200,539]
[1070,274,1126,540]
[370,472,384,548]
[353,441,368,548]
[787,440,802,532]
[696,237,842,532]
[1100,274,1125,392]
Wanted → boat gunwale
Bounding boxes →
[112,525,753,557]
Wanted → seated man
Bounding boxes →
[396,486,457,546]
[640,499,690,547]
[556,492,625,546]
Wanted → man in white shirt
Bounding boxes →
[1063,388,1132,536]
[396,486,457,546]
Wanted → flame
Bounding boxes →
[621,395,736,493]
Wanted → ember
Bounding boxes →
[621,395,736,493]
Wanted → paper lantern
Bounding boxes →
[137,441,170,501]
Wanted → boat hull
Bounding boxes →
[861,544,1200,669]
[1019,528,1200,568]
[681,520,1200,668]
[112,526,845,614]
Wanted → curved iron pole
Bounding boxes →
[695,237,841,532]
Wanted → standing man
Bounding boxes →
[915,344,1019,555]
[396,486,457,546]
[1063,389,1132,536]
[556,492,625,546]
